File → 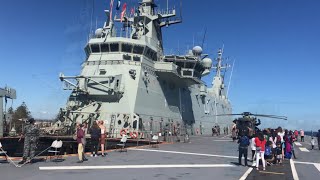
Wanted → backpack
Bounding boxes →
[240,136,250,147]
[276,135,281,143]
[265,146,272,156]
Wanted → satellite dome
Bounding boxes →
[192,46,202,56]
[202,58,212,68]
[95,28,103,38]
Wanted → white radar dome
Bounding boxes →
[192,46,203,56]
[95,28,103,38]
[202,58,213,68]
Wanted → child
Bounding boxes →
[311,137,315,150]
[276,142,283,165]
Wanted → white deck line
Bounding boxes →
[239,162,256,180]
[294,142,302,146]
[294,161,320,173]
[131,148,238,159]
[39,164,235,170]
[314,164,320,173]
[299,147,310,152]
[290,159,300,180]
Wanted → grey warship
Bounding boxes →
[58,0,232,138]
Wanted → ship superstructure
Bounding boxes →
[58,0,232,137]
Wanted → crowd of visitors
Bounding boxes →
[75,121,108,163]
[237,127,320,170]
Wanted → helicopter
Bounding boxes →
[216,112,287,137]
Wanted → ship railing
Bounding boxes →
[109,128,184,145]
[111,28,159,46]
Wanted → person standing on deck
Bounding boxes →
[250,134,256,161]
[97,120,107,156]
[255,132,266,171]
[18,118,40,164]
[76,124,86,163]
[317,130,320,150]
[294,130,299,141]
[89,121,100,157]
[300,129,305,142]
[311,137,315,150]
[238,132,250,166]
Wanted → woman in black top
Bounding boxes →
[89,121,101,157]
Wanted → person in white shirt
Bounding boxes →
[311,137,315,150]
[250,135,256,161]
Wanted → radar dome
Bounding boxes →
[202,58,212,68]
[192,46,202,56]
[95,28,103,38]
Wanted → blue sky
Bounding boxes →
[1,0,320,130]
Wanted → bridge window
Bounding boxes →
[101,43,110,52]
[133,45,144,54]
[133,56,141,62]
[123,54,131,60]
[144,46,157,61]
[110,43,119,52]
[122,43,133,53]
[84,45,91,57]
[91,44,100,53]
[183,70,192,76]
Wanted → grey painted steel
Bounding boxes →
[58,0,232,138]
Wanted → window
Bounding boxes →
[99,69,106,75]
[90,44,100,53]
[133,56,141,62]
[123,54,131,61]
[110,43,119,52]
[144,46,157,61]
[122,43,133,53]
[133,45,144,54]
[101,43,109,52]
[84,45,90,57]
[183,70,192,76]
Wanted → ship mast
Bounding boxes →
[211,49,228,98]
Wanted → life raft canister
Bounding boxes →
[120,129,127,136]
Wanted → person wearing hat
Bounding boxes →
[18,118,40,164]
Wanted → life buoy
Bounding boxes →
[130,132,138,139]
[120,129,127,136]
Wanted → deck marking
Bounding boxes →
[294,142,302,146]
[314,164,320,173]
[132,148,238,159]
[39,164,235,170]
[239,162,255,180]
[295,161,320,173]
[294,161,317,165]
[212,140,232,142]
[299,147,310,152]
[259,171,285,175]
[290,159,300,180]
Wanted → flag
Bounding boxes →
[110,0,114,20]
[116,0,121,10]
[120,3,127,22]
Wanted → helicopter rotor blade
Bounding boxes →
[253,114,286,118]
[214,114,243,116]
[254,115,287,120]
